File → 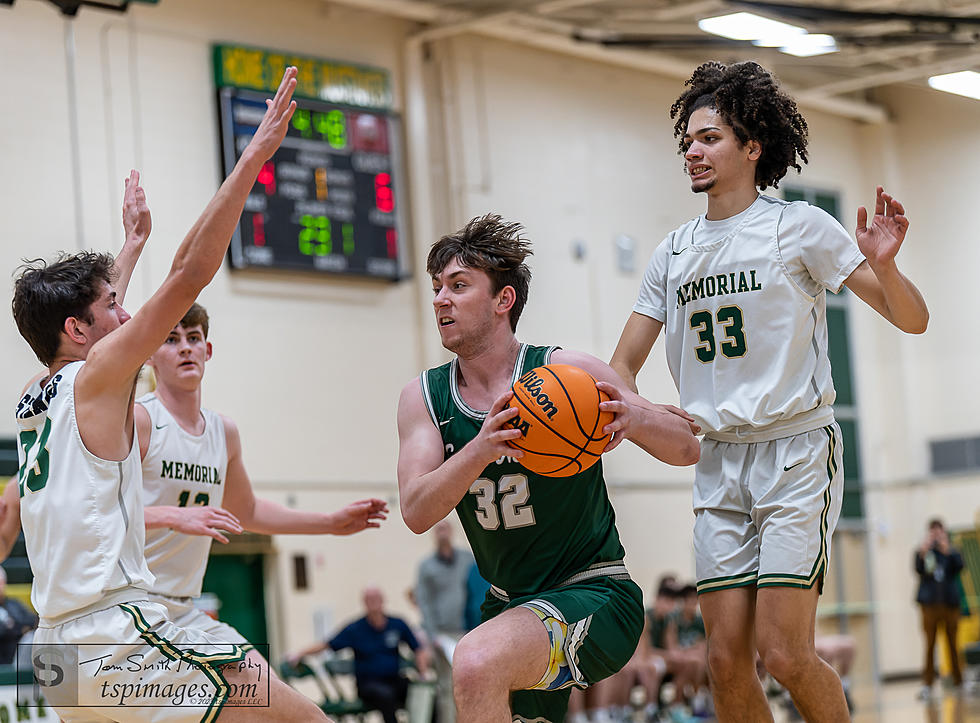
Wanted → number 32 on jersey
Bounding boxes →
[469,474,536,531]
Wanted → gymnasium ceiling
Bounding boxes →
[326,0,980,121]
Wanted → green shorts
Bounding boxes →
[481,574,643,723]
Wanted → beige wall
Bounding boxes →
[2,0,979,678]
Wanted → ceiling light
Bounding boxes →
[698,12,805,45]
[928,71,980,100]
[780,34,839,57]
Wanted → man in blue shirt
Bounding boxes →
[290,587,429,723]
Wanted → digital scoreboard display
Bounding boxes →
[214,45,406,280]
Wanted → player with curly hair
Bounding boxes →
[611,61,929,722]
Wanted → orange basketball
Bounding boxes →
[504,364,613,477]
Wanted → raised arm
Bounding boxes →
[80,68,298,397]
[844,186,928,334]
[221,416,387,535]
[113,169,152,306]
[609,312,663,394]
[396,378,522,534]
[551,349,699,466]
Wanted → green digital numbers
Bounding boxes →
[299,214,332,256]
[689,305,748,363]
[292,108,313,138]
[314,110,347,149]
[342,222,355,256]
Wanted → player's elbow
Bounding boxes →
[403,512,432,536]
[399,497,434,535]
[669,439,700,466]
[903,311,929,335]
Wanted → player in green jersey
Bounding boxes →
[396,214,701,722]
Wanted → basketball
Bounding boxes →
[504,364,613,477]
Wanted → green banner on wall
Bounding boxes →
[213,43,392,110]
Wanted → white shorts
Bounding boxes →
[693,423,844,594]
[147,594,251,651]
[31,596,263,722]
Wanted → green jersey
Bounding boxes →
[420,344,627,597]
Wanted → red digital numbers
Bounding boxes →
[374,173,394,213]
[386,228,398,258]
[257,162,276,195]
[252,214,266,247]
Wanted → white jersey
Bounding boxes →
[16,361,153,620]
[634,194,865,441]
[138,393,228,599]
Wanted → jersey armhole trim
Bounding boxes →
[773,204,818,304]
[543,345,560,365]
[418,371,439,428]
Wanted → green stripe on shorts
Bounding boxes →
[120,603,247,723]
[696,570,759,594]
[757,425,838,592]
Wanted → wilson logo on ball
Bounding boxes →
[515,369,560,420]
[505,363,612,477]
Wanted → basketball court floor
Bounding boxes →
[765,681,980,723]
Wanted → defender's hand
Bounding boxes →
[244,67,298,163]
[171,506,243,544]
[856,186,909,270]
[122,169,151,244]
[326,498,389,535]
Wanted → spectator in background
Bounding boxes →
[464,560,489,633]
[665,584,710,720]
[416,520,473,722]
[416,521,472,638]
[915,518,964,699]
[288,586,429,723]
[0,566,36,665]
[574,576,682,723]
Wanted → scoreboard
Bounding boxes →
[214,45,407,280]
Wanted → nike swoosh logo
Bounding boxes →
[671,249,684,255]
[155,424,168,430]
[783,461,804,471]
[439,418,453,427]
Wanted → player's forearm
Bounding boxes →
[609,357,640,394]
[400,446,490,534]
[627,408,700,465]
[112,234,148,307]
[0,531,16,563]
[242,499,334,535]
[144,506,181,529]
[870,261,929,334]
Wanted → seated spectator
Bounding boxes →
[288,587,429,723]
[0,566,36,665]
[584,576,681,722]
[664,584,710,720]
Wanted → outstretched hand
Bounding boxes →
[326,498,389,536]
[245,66,298,162]
[856,186,909,269]
[172,506,243,544]
[122,169,151,244]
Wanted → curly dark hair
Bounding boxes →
[670,61,809,190]
[12,252,116,366]
[427,214,533,331]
